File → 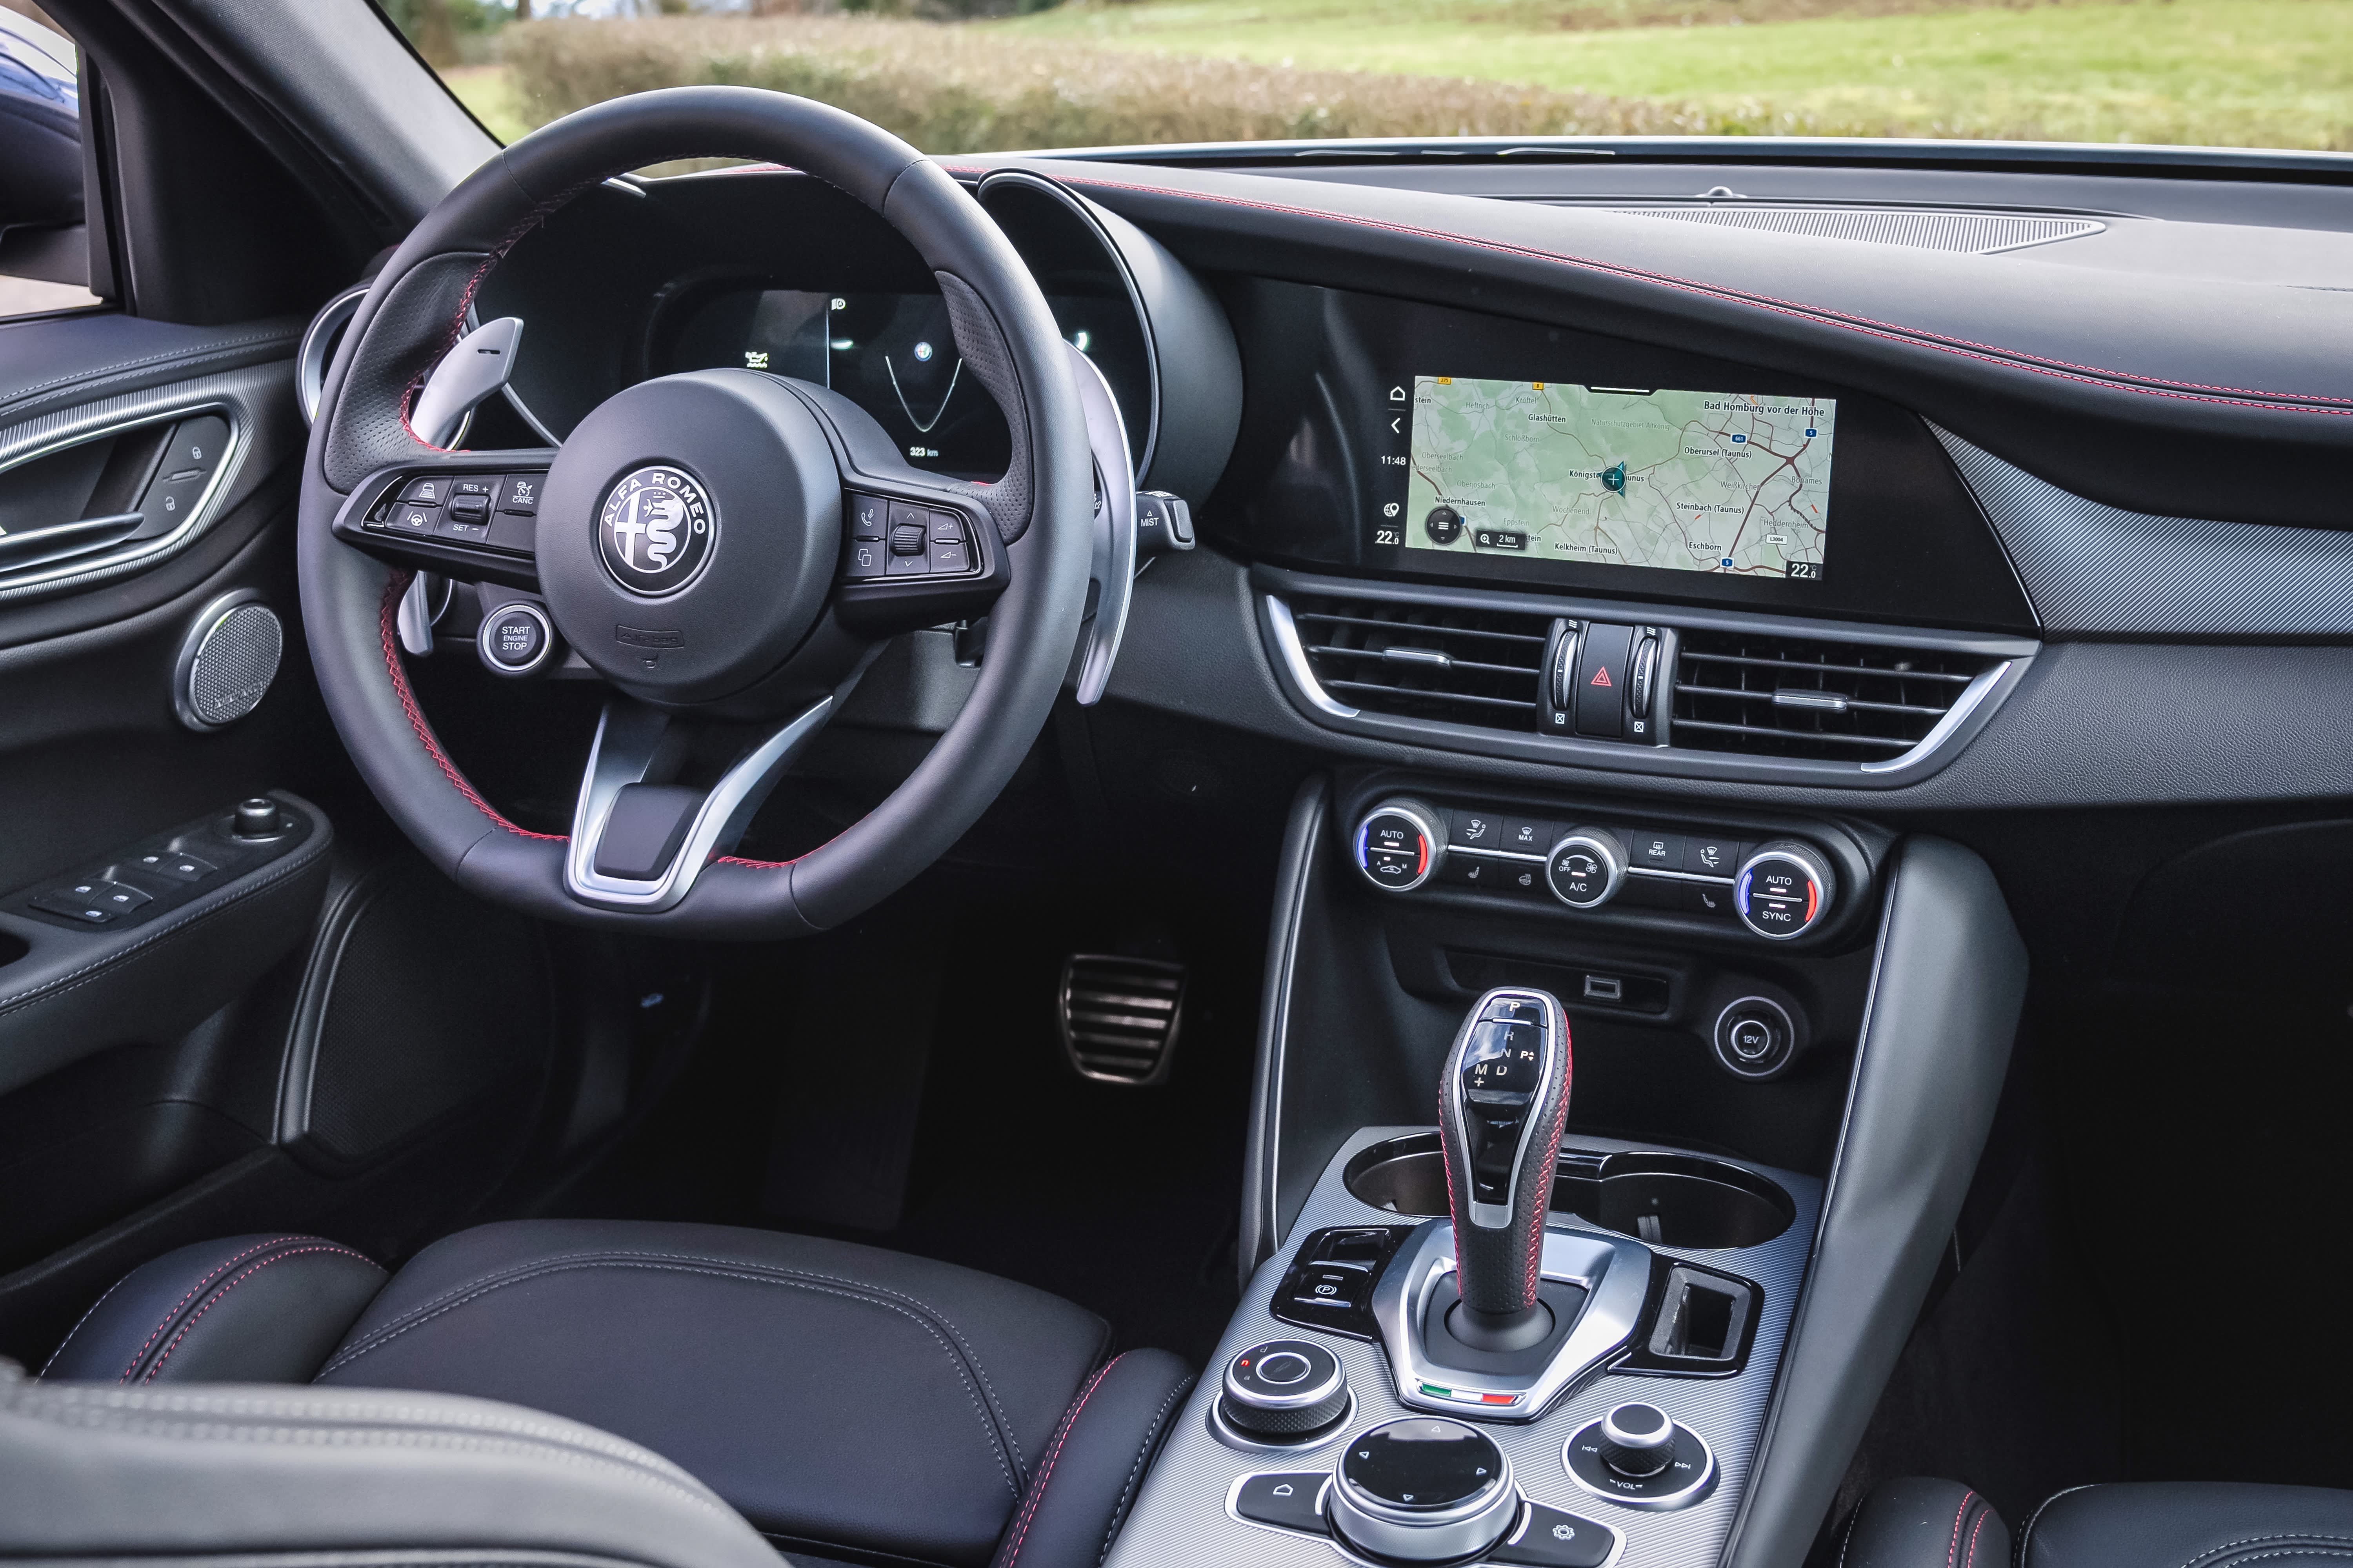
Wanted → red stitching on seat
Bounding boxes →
[377,571,566,842]
[1049,172,2353,418]
[1947,1490,1978,1568]
[116,1237,350,1382]
[997,1353,1124,1568]
[142,1245,375,1383]
[1962,1501,1990,1568]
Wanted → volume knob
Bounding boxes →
[1598,1403,1677,1478]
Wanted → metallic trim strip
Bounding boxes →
[1243,779,1325,1284]
[1257,580,2033,787]
[1371,1220,1654,1422]
[297,283,369,425]
[564,696,833,911]
[0,395,247,597]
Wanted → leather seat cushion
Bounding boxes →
[311,1219,1114,1568]
[2022,1481,2353,1568]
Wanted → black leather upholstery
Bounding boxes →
[1839,1478,2009,1568]
[46,1218,1171,1568]
[988,1349,1195,1568]
[2020,1482,2353,1568]
[41,1232,389,1385]
[0,1361,782,1568]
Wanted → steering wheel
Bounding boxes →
[296,89,1095,938]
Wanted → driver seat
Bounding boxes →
[36,1220,1196,1568]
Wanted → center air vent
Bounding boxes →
[1287,594,1549,732]
[1671,629,1993,761]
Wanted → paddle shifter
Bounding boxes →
[1438,988,1571,1352]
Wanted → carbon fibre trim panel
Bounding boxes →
[1103,1128,1819,1568]
[1933,425,2353,636]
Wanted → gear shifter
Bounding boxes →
[1438,987,1571,1352]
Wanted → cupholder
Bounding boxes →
[1343,1134,1795,1250]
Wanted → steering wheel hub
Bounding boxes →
[535,368,841,705]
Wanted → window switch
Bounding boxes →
[30,892,115,925]
[131,851,216,883]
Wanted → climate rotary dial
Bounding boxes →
[1544,827,1627,910]
[1353,798,1446,892]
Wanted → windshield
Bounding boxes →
[381,0,2346,158]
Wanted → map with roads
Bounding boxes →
[1401,376,1835,579]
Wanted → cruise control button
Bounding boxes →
[848,493,887,540]
[447,494,491,524]
[400,477,450,505]
[435,516,491,543]
[494,473,541,515]
[449,477,495,498]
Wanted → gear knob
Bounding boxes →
[1438,988,1571,1346]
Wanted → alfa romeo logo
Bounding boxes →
[598,465,714,597]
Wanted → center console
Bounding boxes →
[1102,770,2028,1568]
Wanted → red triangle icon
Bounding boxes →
[1589,666,1614,687]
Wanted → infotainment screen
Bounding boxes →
[1395,376,1835,581]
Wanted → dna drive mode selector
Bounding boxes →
[1220,1339,1350,1438]
[1353,798,1446,893]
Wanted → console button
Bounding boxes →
[1628,829,1683,872]
[1448,808,1504,852]
[481,605,549,672]
[495,474,541,515]
[1500,816,1555,854]
[1491,1504,1616,1567]
[1235,1473,1328,1533]
[1545,830,1626,910]
[1572,621,1634,739]
[1684,836,1745,877]
[131,851,215,882]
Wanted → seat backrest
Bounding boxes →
[0,1361,785,1568]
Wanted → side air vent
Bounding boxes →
[1287,594,1549,732]
[1058,955,1186,1087]
[1671,629,1995,761]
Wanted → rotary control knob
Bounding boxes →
[1353,798,1445,893]
[1544,827,1626,910]
[1597,1403,1677,1478]
[1220,1339,1350,1438]
[1735,840,1837,940]
[1329,1417,1518,1563]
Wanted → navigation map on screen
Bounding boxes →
[1399,376,1835,580]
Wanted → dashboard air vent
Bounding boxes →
[1671,630,1992,761]
[1289,594,1549,732]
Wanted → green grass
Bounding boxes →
[998,0,2353,148]
[445,62,532,143]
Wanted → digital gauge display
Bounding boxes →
[664,289,1014,480]
[1388,375,1835,581]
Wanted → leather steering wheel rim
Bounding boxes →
[296,88,1095,939]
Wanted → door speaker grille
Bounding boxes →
[1059,955,1185,1087]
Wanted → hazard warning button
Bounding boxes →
[1573,621,1635,739]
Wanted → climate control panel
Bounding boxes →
[1349,795,1847,942]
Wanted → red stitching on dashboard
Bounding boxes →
[1052,173,2353,418]
[378,571,566,843]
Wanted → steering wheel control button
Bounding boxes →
[1714,996,1800,1079]
[886,543,929,576]
[385,503,436,534]
[1331,1418,1517,1563]
[1234,1472,1329,1533]
[1490,1503,1617,1568]
[847,493,887,540]
[846,540,886,580]
[1221,1339,1349,1438]
[1566,1407,1716,1509]
[400,477,449,505]
[1736,840,1837,939]
[493,473,540,515]
[598,465,716,598]
[1545,829,1626,909]
[478,603,558,678]
[1354,798,1444,892]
